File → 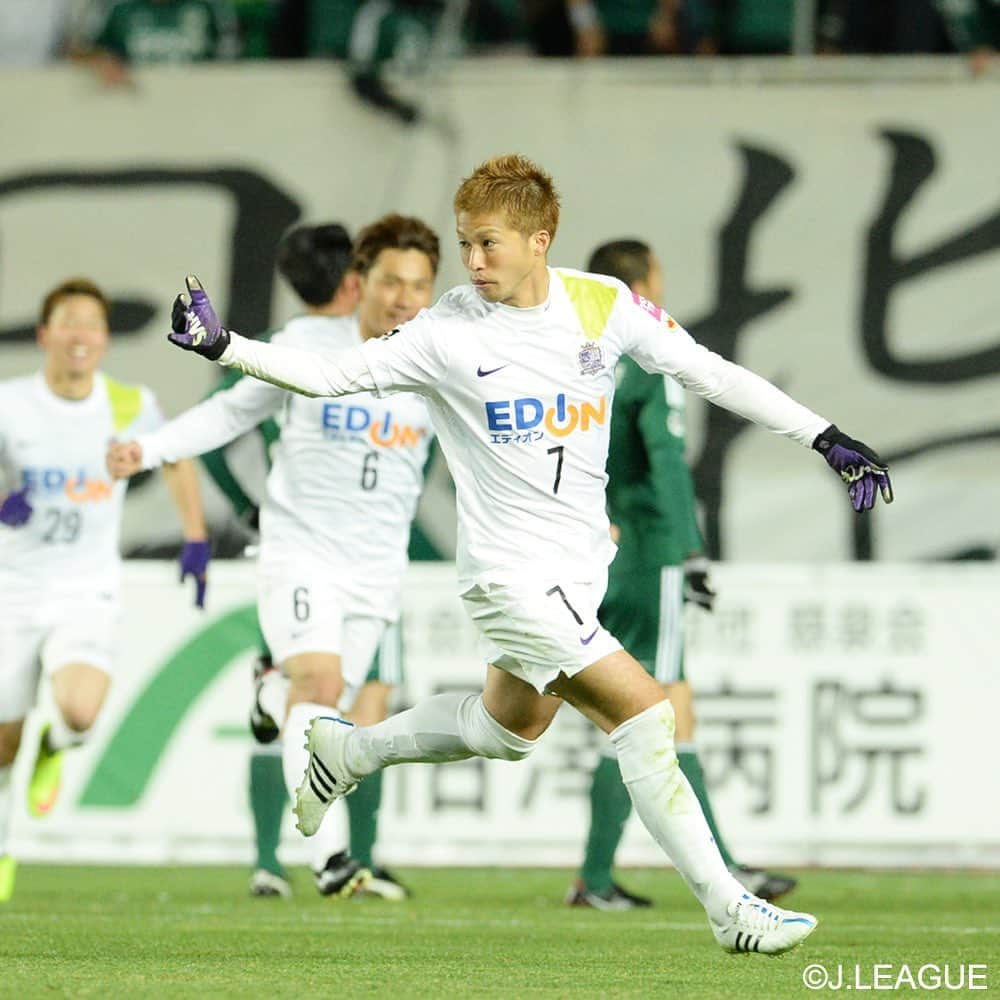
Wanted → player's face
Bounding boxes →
[358,248,435,339]
[38,294,109,379]
[456,212,548,307]
[634,254,664,308]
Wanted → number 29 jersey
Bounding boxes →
[0,372,164,604]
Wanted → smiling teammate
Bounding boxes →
[108,216,439,899]
[159,154,892,955]
[0,278,209,902]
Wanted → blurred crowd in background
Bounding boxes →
[2,1,997,120]
[4,1,999,68]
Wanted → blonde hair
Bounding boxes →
[453,154,560,240]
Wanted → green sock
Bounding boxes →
[347,769,383,869]
[249,751,287,877]
[678,746,738,868]
[579,755,632,893]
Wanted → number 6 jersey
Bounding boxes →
[139,314,435,621]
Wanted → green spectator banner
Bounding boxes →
[0,63,998,564]
[9,561,998,867]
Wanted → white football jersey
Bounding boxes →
[0,371,163,603]
[142,314,435,619]
[222,268,829,591]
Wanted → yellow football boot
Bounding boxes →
[27,724,63,818]
[0,855,15,902]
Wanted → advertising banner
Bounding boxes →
[11,561,998,868]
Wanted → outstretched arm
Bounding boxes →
[220,332,376,398]
[169,275,377,398]
[627,310,828,447]
[138,375,286,469]
[623,292,892,511]
[106,376,286,479]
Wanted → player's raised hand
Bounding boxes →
[167,275,230,360]
[179,540,211,609]
[813,424,893,513]
[106,440,144,479]
[0,486,33,527]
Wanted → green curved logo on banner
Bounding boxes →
[78,605,259,807]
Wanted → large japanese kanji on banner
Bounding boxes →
[2,62,999,565]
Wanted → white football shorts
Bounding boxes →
[0,594,118,722]
[461,568,622,694]
[256,556,390,702]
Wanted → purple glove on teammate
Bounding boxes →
[168,276,230,360]
[0,487,32,527]
[813,424,894,513]
[179,540,211,609]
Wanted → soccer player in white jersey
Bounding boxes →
[160,154,893,956]
[107,215,440,899]
[0,278,209,902]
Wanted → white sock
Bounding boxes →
[283,702,350,856]
[47,713,89,752]
[345,692,536,779]
[258,671,289,726]
[610,700,744,923]
[0,765,11,856]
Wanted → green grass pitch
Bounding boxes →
[2,867,998,997]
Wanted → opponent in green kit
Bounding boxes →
[567,239,796,909]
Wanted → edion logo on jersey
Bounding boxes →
[21,467,112,502]
[321,404,426,448]
[484,393,607,438]
[631,292,677,328]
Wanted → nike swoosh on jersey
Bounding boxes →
[580,628,599,645]
[476,364,509,377]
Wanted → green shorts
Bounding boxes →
[364,619,404,686]
[599,563,686,684]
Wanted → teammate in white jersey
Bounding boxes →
[0,278,209,902]
[161,154,893,956]
[108,215,440,899]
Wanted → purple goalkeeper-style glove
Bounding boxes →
[167,275,231,360]
[179,540,211,609]
[813,424,894,513]
[0,487,32,527]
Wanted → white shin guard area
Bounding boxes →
[610,700,744,922]
[345,692,537,779]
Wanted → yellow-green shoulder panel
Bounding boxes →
[557,272,619,340]
[104,375,143,432]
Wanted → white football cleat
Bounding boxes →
[711,893,817,955]
[293,716,358,836]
